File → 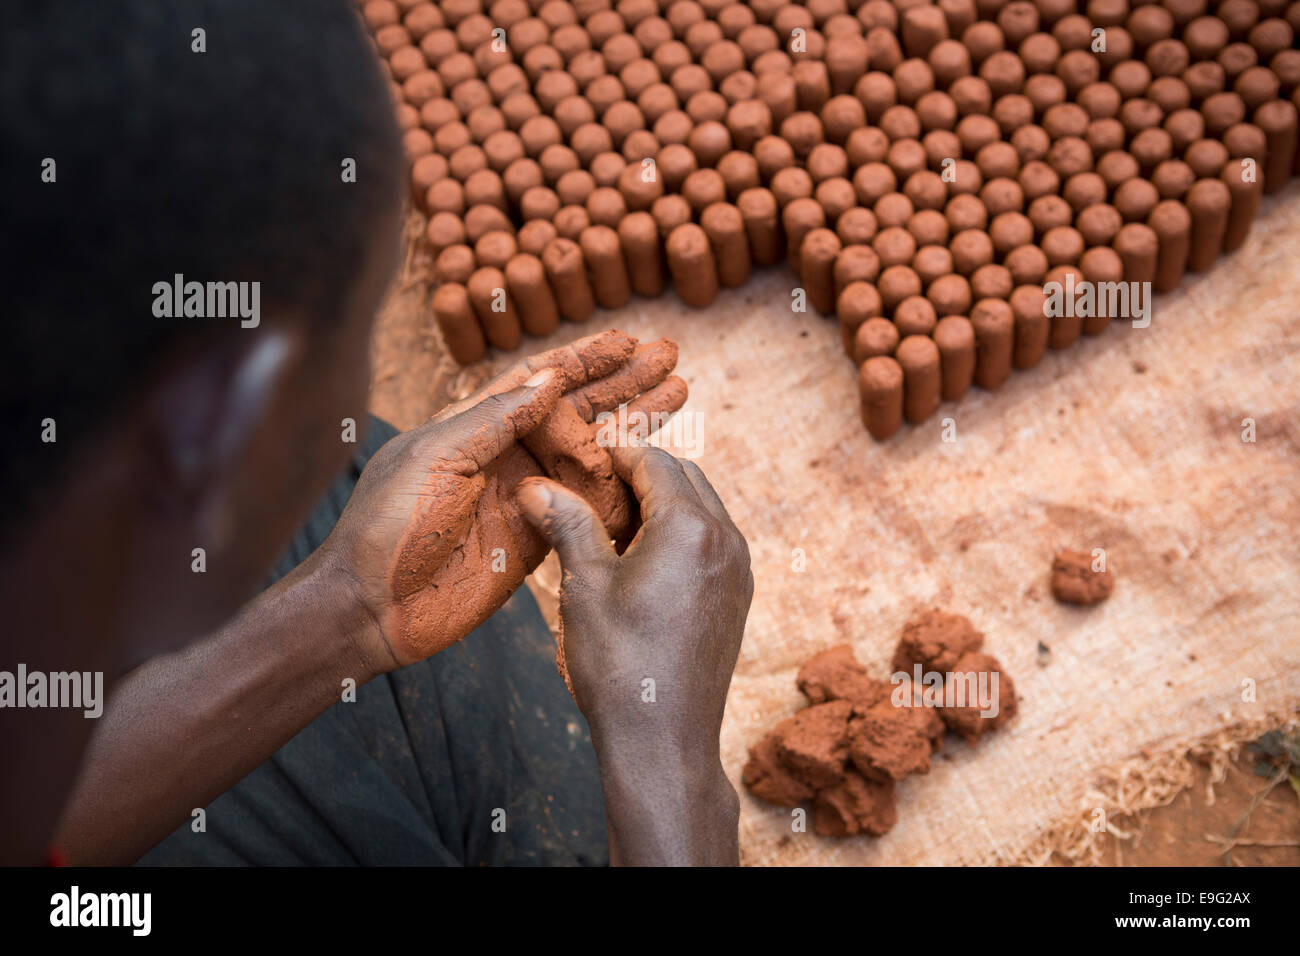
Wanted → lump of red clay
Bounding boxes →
[813,770,898,837]
[773,699,855,788]
[741,728,816,807]
[891,609,984,673]
[743,621,1018,838]
[1051,548,1115,605]
[848,694,945,782]
[937,651,1018,745]
[796,644,890,707]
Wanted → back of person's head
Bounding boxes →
[1,0,402,537]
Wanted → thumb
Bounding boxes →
[429,368,563,471]
[516,477,616,572]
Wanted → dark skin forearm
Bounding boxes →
[55,552,383,865]
[593,728,740,866]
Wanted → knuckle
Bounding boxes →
[670,509,723,556]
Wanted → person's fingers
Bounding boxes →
[617,376,689,436]
[563,340,679,422]
[678,459,733,525]
[426,368,563,473]
[428,330,637,425]
[516,477,617,572]
[532,328,637,385]
[608,444,703,525]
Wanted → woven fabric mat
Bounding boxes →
[368,186,1300,866]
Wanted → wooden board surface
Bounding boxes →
[368,186,1300,866]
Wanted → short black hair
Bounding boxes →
[0,0,402,533]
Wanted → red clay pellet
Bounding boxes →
[371,0,1300,440]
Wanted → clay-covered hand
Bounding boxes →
[321,331,684,672]
[515,445,753,864]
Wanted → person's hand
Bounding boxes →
[515,445,753,865]
[319,331,684,673]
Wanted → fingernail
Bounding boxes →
[524,368,554,388]
[517,480,553,516]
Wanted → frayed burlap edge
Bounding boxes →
[1015,708,1300,866]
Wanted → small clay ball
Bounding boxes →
[894,58,937,104]
[434,243,477,284]
[874,192,916,229]
[971,262,1014,300]
[556,168,596,207]
[946,159,983,197]
[976,141,1021,180]
[1164,109,1205,153]
[1063,171,1108,211]
[854,72,898,122]
[1047,137,1093,178]
[1076,83,1121,122]
[838,207,880,245]
[1020,33,1062,76]
[1131,128,1174,171]
[880,104,924,140]
[981,50,1027,97]
[950,228,995,274]
[1113,177,1160,221]
[877,264,924,310]
[1055,49,1099,94]
[924,129,963,169]
[1019,159,1060,201]
[930,39,973,87]
[1075,202,1123,245]
[912,243,955,283]
[1086,118,1127,156]
[1027,193,1072,233]
[962,21,1007,65]
[991,95,1034,137]
[895,296,939,336]
[1184,139,1230,178]
[1021,75,1063,123]
[1005,243,1049,284]
[755,135,797,180]
[887,139,929,180]
[990,211,1034,253]
[1183,61,1226,101]
[946,192,989,232]
[1203,92,1248,136]
[1249,19,1294,59]
[781,111,826,158]
[1043,102,1089,140]
[822,95,867,143]
[1148,77,1191,115]
[927,273,973,317]
[957,114,1002,156]
[1146,38,1190,78]
[520,184,561,221]
[904,170,949,210]
[908,208,950,246]
[808,143,850,182]
[1109,60,1152,100]
[873,226,919,267]
[815,177,858,220]
[1079,245,1124,285]
[682,168,728,212]
[654,109,694,146]
[854,162,898,206]
[772,167,815,207]
[981,176,1025,215]
[949,76,993,116]
[1218,44,1258,82]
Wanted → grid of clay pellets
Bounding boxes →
[361,0,1300,440]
